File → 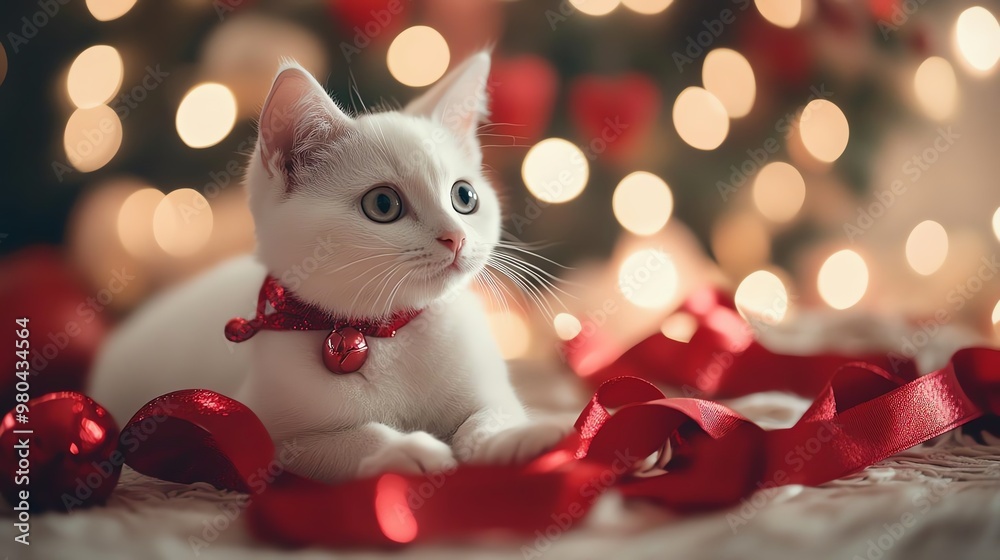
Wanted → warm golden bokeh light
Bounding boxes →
[569,0,620,16]
[735,270,789,325]
[86,0,138,21]
[67,45,124,109]
[955,6,1000,73]
[754,0,802,28]
[612,171,674,235]
[118,187,165,258]
[521,138,589,203]
[752,162,806,223]
[488,312,531,359]
[914,57,958,121]
[618,249,679,309]
[817,249,868,310]
[64,105,123,172]
[175,83,237,149]
[992,299,1000,325]
[660,312,697,343]
[153,188,214,257]
[905,220,948,276]
[711,212,770,277]
[799,99,849,163]
[553,313,583,341]
[673,87,729,150]
[387,26,450,87]
[992,207,1000,242]
[621,0,673,15]
[702,49,756,118]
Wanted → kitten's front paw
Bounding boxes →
[470,420,572,466]
[357,431,457,478]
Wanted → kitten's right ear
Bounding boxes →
[258,62,352,191]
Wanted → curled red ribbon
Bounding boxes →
[114,289,999,547]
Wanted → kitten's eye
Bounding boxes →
[361,186,403,223]
[451,180,479,215]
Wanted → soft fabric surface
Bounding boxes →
[4,323,1000,560]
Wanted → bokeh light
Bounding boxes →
[521,138,589,203]
[752,162,806,223]
[754,0,803,28]
[175,83,237,149]
[569,0,620,16]
[905,220,948,276]
[375,474,418,543]
[817,249,868,310]
[992,207,1000,242]
[673,87,729,150]
[86,0,138,21]
[67,45,124,109]
[914,57,958,121]
[118,187,165,258]
[702,49,755,118]
[618,249,679,309]
[992,299,1000,326]
[660,312,697,343]
[799,99,849,163]
[612,171,674,235]
[64,105,123,172]
[955,6,1000,73]
[622,0,673,15]
[387,26,450,87]
[488,312,531,358]
[153,188,214,257]
[553,313,583,340]
[735,270,789,325]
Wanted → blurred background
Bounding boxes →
[2,0,1000,405]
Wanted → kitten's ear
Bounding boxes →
[258,62,352,190]
[404,51,491,152]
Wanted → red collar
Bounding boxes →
[225,276,422,343]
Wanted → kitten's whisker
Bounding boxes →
[491,252,579,288]
[493,243,573,270]
[491,256,573,312]
[488,260,557,319]
[324,253,400,274]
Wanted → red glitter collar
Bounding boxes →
[224,276,422,343]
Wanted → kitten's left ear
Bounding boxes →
[405,51,491,152]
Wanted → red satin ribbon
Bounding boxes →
[118,289,1000,547]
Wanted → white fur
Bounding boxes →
[89,53,568,481]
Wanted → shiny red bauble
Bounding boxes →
[323,327,369,374]
[0,392,121,512]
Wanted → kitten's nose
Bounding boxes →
[437,232,466,255]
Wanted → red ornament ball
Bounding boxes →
[0,392,121,512]
[323,327,369,374]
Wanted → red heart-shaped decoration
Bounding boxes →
[121,389,274,493]
[488,55,558,143]
[568,73,661,162]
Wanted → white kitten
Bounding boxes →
[89,53,568,480]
